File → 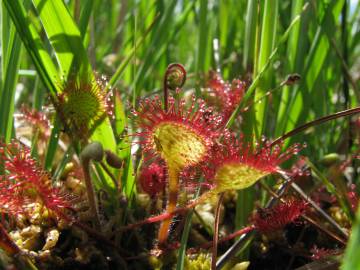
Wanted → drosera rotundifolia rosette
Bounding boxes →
[130,64,302,248]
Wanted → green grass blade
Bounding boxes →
[3,0,60,96]
[79,0,94,38]
[254,0,278,136]
[242,0,258,70]
[195,0,210,83]
[275,0,308,137]
[226,6,307,129]
[0,4,22,143]
[32,0,91,77]
[133,2,177,97]
[44,117,60,171]
[342,205,360,270]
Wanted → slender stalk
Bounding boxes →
[99,160,119,189]
[270,106,360,147]
[158,166,180,245]
[200,226,255,250]
[212,193,224,270]
[82,161,102,230]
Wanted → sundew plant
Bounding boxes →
[1,1,360,270]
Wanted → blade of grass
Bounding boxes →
[107,12,159,90]
[254,0,278,136]
[176,180,204,270]
[342,204,360,270]
[3,0,60,96]
[280,0,344,147]
[195,0,210,88]
[133,2,177,97]
[32,0,91,76]
[226,3,309,129]
[0,4,22,143]
[242,0,258,71]
[44,117,61,171]
[275,0,309,137]
[79,0,94,38]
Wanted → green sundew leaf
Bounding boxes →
[0,5,22,143]
[32,0,91,77]
[342,205,360,270]
[31,0,117,188]
[3,0,59,96]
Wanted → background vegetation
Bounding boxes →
[1,0,360,269]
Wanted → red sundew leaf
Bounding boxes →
[138,162,167,197]
[252,198,308,233]
[201,135,302,193]
[0,140,76,221]
[19,105,50,132]
[204,71,246,124]
[132,94,226,169]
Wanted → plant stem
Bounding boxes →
[158,165,180,245]
[271,106,360,147]
[212,193,224,270]
[82,161,102,230]
[163,63,186,112]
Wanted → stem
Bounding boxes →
[200,226,255,250]
[163,63,186,112]
[99,160,119,189]
[119,190,214,232]
[271,106,360,146]
[158,166,180,245]
[82,161,101,230]
[212,193,224,270]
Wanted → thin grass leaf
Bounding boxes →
[342,205,360,270]
[3,0,59,96]
[44,117,60,171]
[226,4,308,129]
[32,0,91,77]
[79,0,94,38]
[0,6,22,143]
[254,0,278,136]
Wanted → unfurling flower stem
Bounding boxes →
[163,63,186,112]
[158,166,180,245]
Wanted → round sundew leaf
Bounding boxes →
[154,122,207,170]
[213,163,269,193]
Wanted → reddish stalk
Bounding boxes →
[271,106,360,146]
[157,167,180,245]
[198,226,256,250]
[212,193,224,270]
